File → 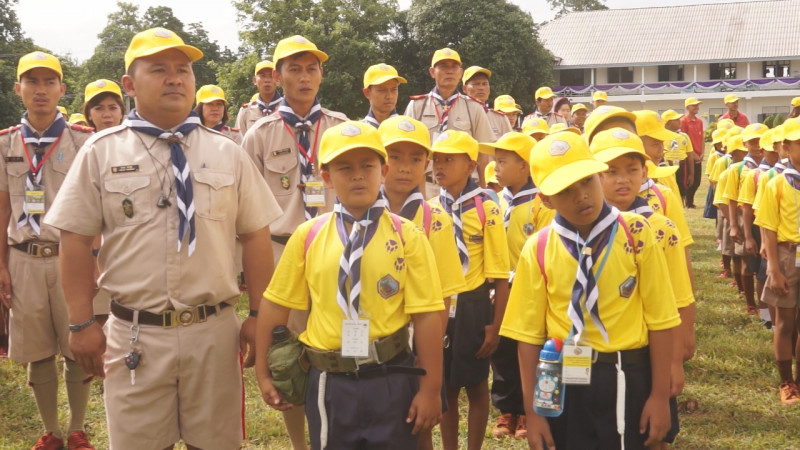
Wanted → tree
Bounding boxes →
[0,0,35,127]
[547,0,608,18]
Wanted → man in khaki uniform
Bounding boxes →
[461,66,512,139]
[523,86,567,127]
[1,51,95,450]
[45,28,280,450]
[241,34,346,450]
[236,60,283,136]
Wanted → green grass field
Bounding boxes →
[3,167,800,449]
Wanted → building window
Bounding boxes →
[709,63,737,80]
[607,67,633,83]
[763,61,790,78]
[658,65,684,82]
[559,69,586,86]
[708,108,727,122]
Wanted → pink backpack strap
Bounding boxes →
[474,195,486,227]
[304,213,333,257]
[389,212,405,244]
[650,184,667,215]
[754,170,761,191]
[421,201,432,237]
[617,215,635,250]
[536,226,550,285]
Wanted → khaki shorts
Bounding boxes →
[762,246,800,309]
[716,208,724,242]
[734,212,746,256]
[720,213,734,256]
[104,306,243,449]
[8,249,71,363]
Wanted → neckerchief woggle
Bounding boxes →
[502,180,538,230]
[257,91,282,116]
[363,108,397,129]
[431,87,459,132]
[279,99,323,220]
[124,110,201,256]
[439,178,486,275]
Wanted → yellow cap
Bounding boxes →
[716,118,735,130]
[592,91,608,101]
[727,134,746,152]
[378,116,431,154]
[589,128,650,163]
[711,129,726,144]
[84,79,122,104]
[431,48,461,67]
[494,95,521,114]
[772,124,784,143]
[363,63,407,89]
[431,130,479,161]
[741,123,768,142]
[125,28,203,72]
[530,132,608,196]
[478,132,536,162]
[68,113,87,124]
[571,103,588,114]
[684,97,702,107]
[661,109,684,123]
[549,123,581,135]
[724,94,740,104]
[462,66,491,85]
[319,121,387,165]
[535,86,556,100]
[646,160,679,178]
[195,84,227,105]
[522,117,550,138]
[250,93,259,102]
[273,35,329,65]
[633,110,679,142]
[584,105,636,142]
[17,51,62,81]
[792,97,800,108]
[485,161,499,185]
[760,129,774,151]
[783,117,800,142]
[254,60,275,75]
[57,106,67,116]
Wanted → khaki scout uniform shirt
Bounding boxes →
[241,108,347,238]
[488,109,512,139]
[236,101,265,137]
[524,111,567,127]
[216,125,242,145]
[44,124,281,313]
[404,93,497,143]
[0,124,92,244]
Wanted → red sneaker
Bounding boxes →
[67,431,95,450]
[31,432,63,450]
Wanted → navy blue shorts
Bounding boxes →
[444,283,492,388]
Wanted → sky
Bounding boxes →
[15,0,755,62]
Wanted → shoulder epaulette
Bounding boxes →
[0,125,21,136]
[324,109,349,121]
[230,127,240,132]
[241,102,250,108]
[489,109,504,116]
[463,94,488,112]
[69,124,94,133]
[409,94,427,101]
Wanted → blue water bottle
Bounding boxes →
[533,338,565,417]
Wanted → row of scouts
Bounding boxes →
[0,25,715,450]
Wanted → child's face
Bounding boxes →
[764,150,779,166]
[787,140,800,168]
[777,141,789,159]
[322,147,387,215]
[744,138,764,160]
[432,152,475,192]
[541,174,605,232]
[384,143,428,195]
[640,136,665,164]
[599,155,646,209]
[494,149,528,188]
[730,149,746,163]
[714,142,722,152]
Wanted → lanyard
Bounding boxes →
[20,133,62,177]
[281,119,322,165]
[432,95,458,127]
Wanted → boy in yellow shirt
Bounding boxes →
[429,131,510,450]
[501,131,680,449]
[255,121,445,448]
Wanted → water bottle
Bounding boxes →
[267,325,309,405]
[533,338,565,417]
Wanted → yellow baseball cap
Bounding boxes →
[589,128,650,163]
[431,130,479,161]
[250,93,259,102]
[17,51,62,81]
[592,91,608,101]
[661,109,684,123]
[684,97,702,107]
[478,131,536,162]
[84,79,122,104]
[125,27,203,72]
[319,121,387,165]
[792,97,800,108]
[724,94,740,104]
[195,84,227,105]
[549,123,581,135]
[363,63,407,89]
[741,123,768,142]
[783,117,800,142]
[711,129,726,144]
[462,66,491,85]
[716,118,735,130]
[772,124,785,143]
[57,106,68,116]
[584,105,637,142]
[273,35,329,65]
[68,113,87,124]
[760,129,774,151]
[633,110,679,142]
[535,86,556,100]
[646,160,678,178]
[530,132,608,196]
[254,60,275,75]
[494,95,521,114]
[522,117,549,139]
[571,103,588,114]
[727,134,746,152]
[485,161,499,184]
[378,115,431,154]
[431,48,461,67]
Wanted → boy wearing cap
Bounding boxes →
[662,110,694,203]
[236,60,283,135]
[429,130,509,450]
[570,103,588,132]
[361,63,406,127]
[241,34,347,449]
[501,131,679,449]
[592,90,608,109]
[462,66,513,139]
[523,87,567,127]
[46,28,280,450]
[681,97,705,208]
[494,95,522,131]
[713,132,746,292]
[1,51,95,450]
[484,161,504,198]
[255,121,445,449]
[753,116,800,405]
[721,94,749,127]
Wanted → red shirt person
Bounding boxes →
[721,94,749,127]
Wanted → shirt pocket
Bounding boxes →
[103,176,152,226]
[7,160,29,197]
[263,151,299,197]
[192,170,235,221]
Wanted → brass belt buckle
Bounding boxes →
[41,245,55,257]
[177,308,196,326]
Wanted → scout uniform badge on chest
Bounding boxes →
[377,274,399,299]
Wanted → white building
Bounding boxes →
[539,0,800,122]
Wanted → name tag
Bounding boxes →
[4,156,24,163]
[562,344,592,385]
[341,319,370,358]
[448,296,457,319]
[111,165,139,174]
[24,184,45,215]
[795,247,800,268]
[272,148,292,157]
[305,180,326,207]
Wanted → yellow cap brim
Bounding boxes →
[367,74,407,88]
[383,137,431,155]
[642,128,678,142]
[477,143,529,162]
[432,146,477,161]
[278,49,329,64]
[645,161,678,178]
[539,159,608,196]
[198,95,226,105]
[784,130,800,142]
[320,145,387,165]
[593,147,650,164]
[128,44,203,71]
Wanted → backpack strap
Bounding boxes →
[754,169,761,191]
[650,184,667,215]
[388,212,405,244]
[474,195,486,227]
[536,226,550,285]
[617,215,635,252]
[421,201,432,237]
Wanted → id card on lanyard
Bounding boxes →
[282,120,325,207]
[20,134,61,216]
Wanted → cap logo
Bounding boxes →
[443,49,452,55]
[152,29,173,39]
[531,119,541,126]
[595,106,612,114]
[293,36,308,44]
[612,129,630,140]
[397,120,415,132]
[32,52,47,60]
[548,140,570,156]
[753,124,764,130]
[211,87,220,93]
[379,64,390,72]
[436,132,450,142]
[341,124,361,137]
[95,80,106,88]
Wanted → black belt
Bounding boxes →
[271,234,290,245]
[593,346,649,366]
[327,352,426,379]
[11,241,59,257]
[110,300,230,328]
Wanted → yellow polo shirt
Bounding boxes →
[409,203,467,297]
[639,183,693,246]
[506,194,556,271]
[754,174,800,243]
[713,169,731,206]
[709,155,732,184]
[753,167,781,211]
[648,212,694,308]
